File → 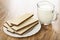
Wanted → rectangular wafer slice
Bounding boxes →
[6,13,33,26]
[3,23,9,29]
[12,18,38,31]
[3,21,38,34]
[3,23,14,32]
[15,21,38,35]
[6,20,12,27]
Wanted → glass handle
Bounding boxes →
[52,11,58,21]
[52,11,59,23]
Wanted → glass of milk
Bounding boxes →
[37,1,57,25]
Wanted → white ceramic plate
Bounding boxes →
[3,23,41,38]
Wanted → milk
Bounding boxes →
[37,4,54,25]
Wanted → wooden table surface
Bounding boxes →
[0,0,60,40]
[0,7,60,40]
[0,22,60,40]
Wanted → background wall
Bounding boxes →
[7,0,59,18]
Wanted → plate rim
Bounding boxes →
[3,23,41,38]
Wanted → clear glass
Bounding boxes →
[37,1,55,25]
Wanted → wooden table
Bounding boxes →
[0,0,60,40]
[0,23,60,40]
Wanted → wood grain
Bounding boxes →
[0,23,59,40]
[0,0,60,40]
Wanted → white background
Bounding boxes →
[7,0,59,17]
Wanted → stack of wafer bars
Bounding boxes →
[3,13,39,35]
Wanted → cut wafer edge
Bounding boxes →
[11,13,33,26]
[11,17,38,31]
[6,13,33,26]
[12,20,38,31]
[3,21,39,34]
[15,22,39,35]
[3,23,15,33]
